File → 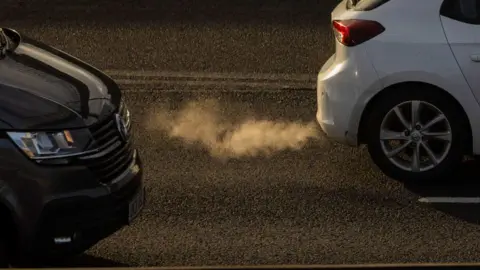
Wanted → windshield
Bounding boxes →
[347,0,391,10]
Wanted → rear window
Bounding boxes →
[346,0,390,11]
[441,0,480,24]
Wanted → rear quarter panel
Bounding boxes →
[352,0,480,153]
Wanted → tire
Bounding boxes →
[0,237,9,268]
[0,208,13,268]
[365,86,469,182]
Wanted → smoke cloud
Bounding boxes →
[146,99,322,158]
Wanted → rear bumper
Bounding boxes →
[316,49,381,146]
[316,54,358,146]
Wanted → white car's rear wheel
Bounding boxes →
[365,87,469,182]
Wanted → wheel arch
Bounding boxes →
[357,81,473,154]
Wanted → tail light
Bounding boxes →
[332,19,385,47]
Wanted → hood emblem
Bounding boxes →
[115,113,128,141]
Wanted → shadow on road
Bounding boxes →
[39,254,129,268]
[404,159,480,225]
[1,0,339,24]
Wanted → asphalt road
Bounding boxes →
[1,0,337,74]
[71,89,480,267]
[3,0,480,267]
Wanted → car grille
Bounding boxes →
[80,105,134,184]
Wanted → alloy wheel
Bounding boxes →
[379,100,452,173]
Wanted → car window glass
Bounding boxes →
[459,0,478,19]
[442,0,480,24]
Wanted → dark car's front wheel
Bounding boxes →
[0,237,9,267]
[365,87,469,182]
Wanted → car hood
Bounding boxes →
[0,28,121,130]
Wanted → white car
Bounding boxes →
[317,0,480,182]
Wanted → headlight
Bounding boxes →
[124,106,131,128]
[119,100,131,129]
[7,129,94,160]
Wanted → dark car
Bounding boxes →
[0,27,145,266]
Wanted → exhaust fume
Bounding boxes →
[146,99,321,158]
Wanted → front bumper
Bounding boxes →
[24,151,145,260]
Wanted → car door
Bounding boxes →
[440,0,480,103]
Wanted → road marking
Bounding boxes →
[105,69,316,82]
[105,69,317,91]
[122,88,313,93]
[115,79,315,89]
[418,197,480,204]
